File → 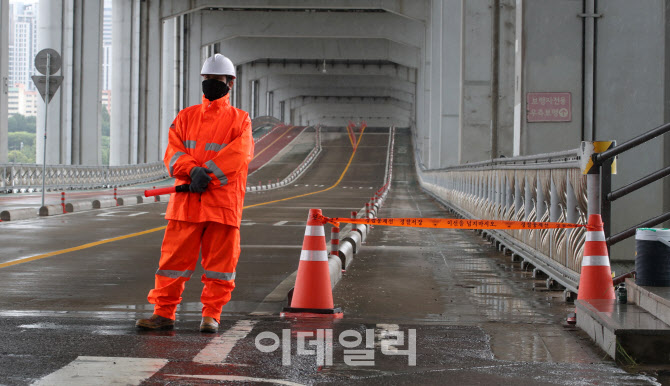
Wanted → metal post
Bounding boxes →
[514,171,523,215]
[566,176,578,268]
[550,176,559,260]
[40,53,50,208]
[587,172,600,216]
[601,158,613,238]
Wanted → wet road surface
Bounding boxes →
[0,128,662,385]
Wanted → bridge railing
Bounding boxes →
[0,162,169,192]
[416,150,586,294]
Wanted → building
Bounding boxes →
[8,1,38,91]
[101,89,111,115]
[8,82,38,117]
[102,2,112,91]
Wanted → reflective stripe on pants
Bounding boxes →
[147,220,240,320]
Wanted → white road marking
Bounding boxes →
[165,374,306,385]
[33,356,167,386]
[97,211,147,217]
[273,221,288,226]
[193,320,258,365]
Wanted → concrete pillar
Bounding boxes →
[427,0,441,169]
[160,17,177,157]
[0,0,7,163]
[71,0,103,165]
[36,0,67,164]
[496,0,516,158]
[460,0,493,163]
[110,0,138,165]
[187,11,202,107]
[137,0,161,163]
[441,0,461,168]
[37,0,102,165]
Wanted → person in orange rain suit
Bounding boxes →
[136,54,253,333]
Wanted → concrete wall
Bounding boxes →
[514,0,583,156]
[594,0,670,258]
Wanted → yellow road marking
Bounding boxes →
[0,128,366,269]
[0,226,168,269]
[252,126,293,161]
[244,126,366,209]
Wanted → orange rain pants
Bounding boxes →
[147,220,240,321]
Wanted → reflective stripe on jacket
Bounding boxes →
[164,94,254,226]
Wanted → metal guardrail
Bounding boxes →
[587,122,670,247]
[247,125,322,192]
[0,162,169,192]
[416,149,587,296]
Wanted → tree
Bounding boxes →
[101,135,110,165]
[8,149,32,163]
[8,132,36,150]
[8,114,36,133]
[101,104,110,137]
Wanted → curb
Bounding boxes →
[0,207,37,221]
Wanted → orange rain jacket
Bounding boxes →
[164,94,253,226]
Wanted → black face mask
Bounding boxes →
[202,79,230,101]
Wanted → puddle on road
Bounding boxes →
[442,235,601,363]
[18,322,64,329]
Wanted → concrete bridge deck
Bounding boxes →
[0,128,663,385]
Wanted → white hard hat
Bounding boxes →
[201,54,236,78]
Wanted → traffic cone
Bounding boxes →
[281,209,343,317]
[577,214,615,300]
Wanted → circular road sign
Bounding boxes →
[34,49,62,75]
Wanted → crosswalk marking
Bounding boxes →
[33,356,168,386]
[193,320,258,365]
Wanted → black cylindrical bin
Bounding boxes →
[635,228,670,286]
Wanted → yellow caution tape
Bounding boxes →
[318,215,583,230]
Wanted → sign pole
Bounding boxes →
[40,53,50,208]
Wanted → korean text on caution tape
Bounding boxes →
[316,215,583,230]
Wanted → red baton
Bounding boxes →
[144,184,190,197]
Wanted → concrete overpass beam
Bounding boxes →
[218,37,419,69]
[159,0,428,22]
[199,11,423,49]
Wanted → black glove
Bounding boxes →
[189,167,213,193]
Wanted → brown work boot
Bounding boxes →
[200,316,219,333]
[136,314,175,330]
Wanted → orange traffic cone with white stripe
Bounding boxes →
[281,209,343,317]
[577,214,615,300]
